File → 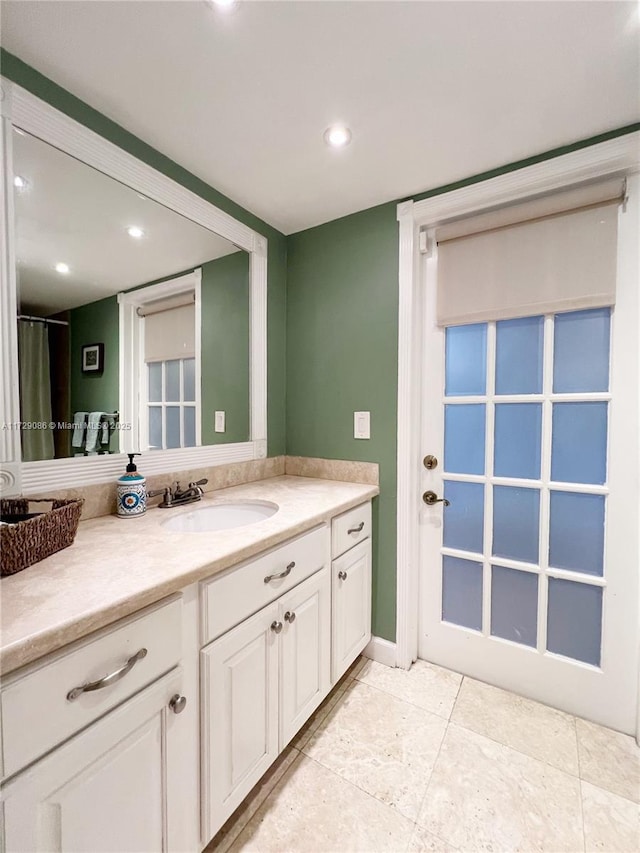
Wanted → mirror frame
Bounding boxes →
[0,78,267,496]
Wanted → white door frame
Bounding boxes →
[395,131,640,729]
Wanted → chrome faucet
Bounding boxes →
[149,478,208,508]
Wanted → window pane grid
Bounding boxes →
[147,358,196,450]
[440,309,610,662]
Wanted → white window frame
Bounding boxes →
[0,78,268,494]
[395,132,640,734]
[118,269,202,455]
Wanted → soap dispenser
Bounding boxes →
[117,453,146,518]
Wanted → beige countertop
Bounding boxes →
[1,476,378,675]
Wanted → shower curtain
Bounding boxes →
[18,320,55,462]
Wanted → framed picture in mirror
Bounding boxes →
[81,343,104,374]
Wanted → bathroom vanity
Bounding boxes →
[0,476,376,852]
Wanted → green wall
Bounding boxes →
[286,204,399,641]
[200,252,250,444]
[1,49,287,456]
[70,295,119,431]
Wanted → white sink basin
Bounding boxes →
[161,501,279,533]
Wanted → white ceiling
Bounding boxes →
[14,128,239,315]
[2,1,639,234]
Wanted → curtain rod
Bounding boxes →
[18,314,69,327]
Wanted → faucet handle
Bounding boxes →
[190,478,208,487]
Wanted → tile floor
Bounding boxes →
[205,657,640,853]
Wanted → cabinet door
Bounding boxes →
[201,601,279,842]
[2,668,192,853]
[279,567,331,747]
[332,539,372,683]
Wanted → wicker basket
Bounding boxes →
[0,498,84,577]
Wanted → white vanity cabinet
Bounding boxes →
[2,669,188,853]
[0,498,374,852]
[199,527,331,838]
[331,503,373,682]
[0,598,195,853]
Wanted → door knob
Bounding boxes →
[271,620,283,634]
[423,490,450,506]
[284,610,296,623]
[169,694,187,714]
[338,570,348,581]
[423,455,438,470]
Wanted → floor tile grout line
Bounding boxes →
[353,671,460,721]
[573,716,587,853]
[225,749,307,853]
[302,752,420,835]
[411,706,453,845]
[446,718,587,789]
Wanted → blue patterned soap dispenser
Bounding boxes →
[117,453,147,518]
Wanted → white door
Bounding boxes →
[201,601,280,841]
[2,669,191,853]
[419,292,639,731]
[332,540,372,683]
[279,568,331,745]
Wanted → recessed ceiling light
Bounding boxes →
[324,125,352,149]
[127,225,145,239]
[55,262,70,275]
[13,175,28,189]
[208,0,236,8]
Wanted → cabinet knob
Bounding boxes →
[338,570,348,581]
[271,620,283,634]
[284,610,296,623]
[169,694,187,714]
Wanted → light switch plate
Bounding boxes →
[214,411,226,433]
[354,411,370,440]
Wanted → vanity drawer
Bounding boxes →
[200,525,329,645]
[331,501,372,559]
[1,595,182,779]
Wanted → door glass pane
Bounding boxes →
[547,578,602,666]
[183,406,196,448]
[495,315,544,395]
[494,403,542,480]
[445,324,487,396]
[148,362,162,402]
[183,358,196,402]
[549,491,605,577]
[148,406,162,449]
[165,360,181,402]
[551,402,608,485]
[492,486,540,564]
[442,556,483,631]
[444,404,485,475]
[491,566,538,647]
[165,406,181,449]
[553,308,610,393]
[443,481,484,554]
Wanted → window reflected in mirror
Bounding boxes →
[13,128,250,462]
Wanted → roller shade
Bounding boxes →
[436,180,622,326]
[144,302,195,362]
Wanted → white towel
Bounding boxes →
[85,411,106,453]
[72,411,88,448]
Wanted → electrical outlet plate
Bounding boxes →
[354,411,370,440]
[214,411,226,433]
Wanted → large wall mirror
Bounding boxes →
[0,80,267,496]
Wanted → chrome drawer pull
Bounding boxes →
[347,521,365,535]
[264,561,295,584]
[284,610,296,623]
[271,621,283,634]
[66,648,148,701]
[338,570,348,581]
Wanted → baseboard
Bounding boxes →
[363,635,397,668]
